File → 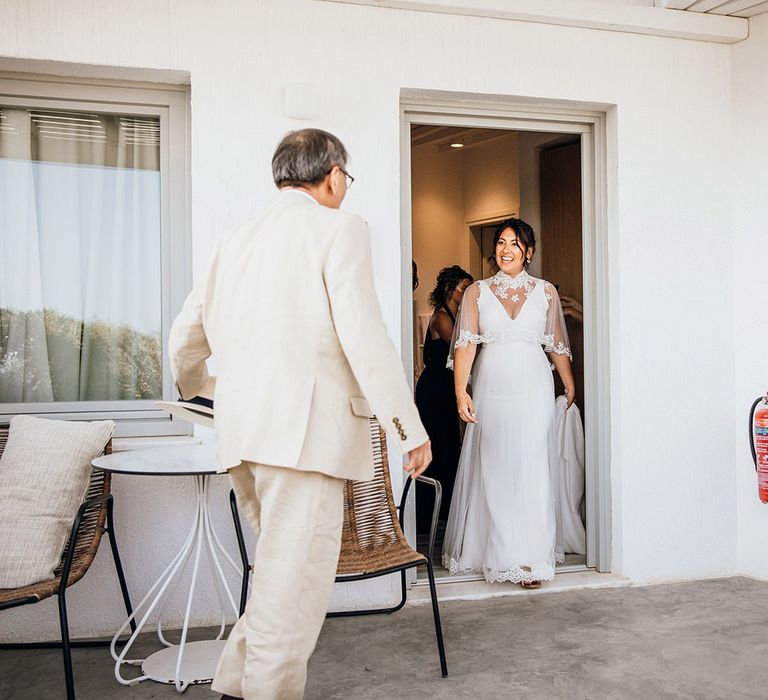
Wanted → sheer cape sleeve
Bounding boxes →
[543,282,572,358]
[447,281,482,370]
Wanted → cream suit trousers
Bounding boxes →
[211,462,345,700]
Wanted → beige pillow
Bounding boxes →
[0,415,115,589]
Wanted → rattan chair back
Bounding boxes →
[336,419,425,578]
[0,426,113,605]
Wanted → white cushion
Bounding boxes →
[0,416,115,589]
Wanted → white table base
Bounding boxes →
[110,474,243,692]
[142,639,228,686]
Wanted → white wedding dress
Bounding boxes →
[443,269,572,584]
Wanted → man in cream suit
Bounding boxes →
[168,128,431,700]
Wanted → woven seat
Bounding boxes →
[229,418,448,677]
[0,425,134,700]
[336,421,426,577]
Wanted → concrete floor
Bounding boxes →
[2,576,767,700]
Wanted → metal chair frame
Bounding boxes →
[0,438,135,700]
[228,472,448,678]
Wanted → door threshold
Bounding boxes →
[408,570,629,605]
[416,562,589,586]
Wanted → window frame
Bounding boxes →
[0,73,191,437]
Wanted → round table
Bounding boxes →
[92,444,241,692]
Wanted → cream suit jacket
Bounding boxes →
[168,189,428,481]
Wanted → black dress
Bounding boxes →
[414,307,462,533]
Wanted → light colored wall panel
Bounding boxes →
[411,143,466,318]
[731,12,768,580]
[0,0,746,639]
[462,132,519,225]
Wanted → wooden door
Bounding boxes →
[479,224,497,279]
[540,141,584,410]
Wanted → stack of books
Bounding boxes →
[156,396,214,428]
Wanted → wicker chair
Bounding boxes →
[229,418,448,677]
[0,426,135,700]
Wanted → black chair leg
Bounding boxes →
[328,568,410,618]
[57,591,75,700]
[425,559,448,677]
[398,569,408,611]
[230,489,250,616]
[106,497,136,633]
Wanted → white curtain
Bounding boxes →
[0,107,162,402]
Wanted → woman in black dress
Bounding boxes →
[415,265,473,534]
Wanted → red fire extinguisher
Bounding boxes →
[750,393,768,503]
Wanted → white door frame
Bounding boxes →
[400,94,612,573]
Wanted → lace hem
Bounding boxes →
[454,328,492,347]
[442,555,556,584]
[448,329,570,369]
[448,328,492,369]
[542,334,572,358]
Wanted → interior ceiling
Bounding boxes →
[410,126,578,153]
[655,0,768,17]
[411,126,510,151]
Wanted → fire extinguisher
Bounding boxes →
[750,393,768,503]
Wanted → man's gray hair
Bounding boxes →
[272,129,348,188]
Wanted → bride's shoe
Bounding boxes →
[519,566,542,588]
[520,579,542,589]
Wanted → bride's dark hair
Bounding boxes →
[428,265,473,310]
[488,218,536,268]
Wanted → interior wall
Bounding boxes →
[463,133,519,225]
[412,131,520,323]
[732,12,768,580]
[411,144,466,319]
[0,0,741,638]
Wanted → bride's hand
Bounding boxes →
[564,383,576,407]
[457,391,478,423]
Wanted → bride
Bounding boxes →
[443,218,575,587]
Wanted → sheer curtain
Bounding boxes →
[0,106,162,403]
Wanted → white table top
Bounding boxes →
[92,444,218,476]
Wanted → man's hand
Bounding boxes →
[404,440,432,479]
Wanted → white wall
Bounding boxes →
[463,133,519,225]
[0,0,746,639]
[732,13,768,580]
[412,144,467,317]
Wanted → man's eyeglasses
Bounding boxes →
[341,168,355,189]
[329,166,354,189]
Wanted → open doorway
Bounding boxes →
[408,123,591,582]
